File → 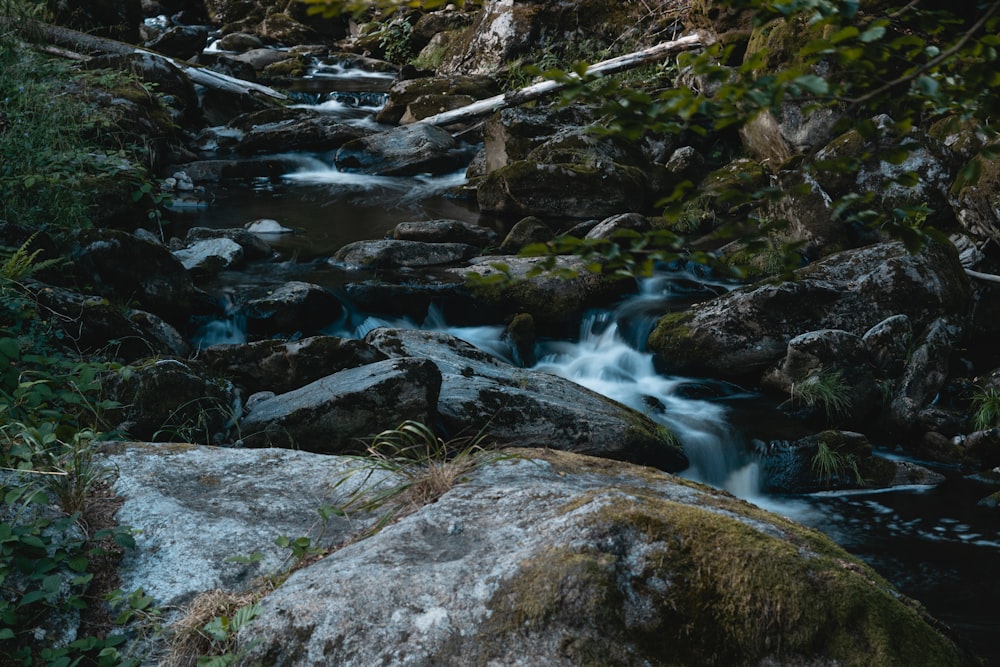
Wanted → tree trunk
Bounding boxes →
[419,33,709,127]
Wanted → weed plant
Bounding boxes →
[971,386,1000,431]
[810,441,864,488]
[335,420,514,528]
[790,369,853,424]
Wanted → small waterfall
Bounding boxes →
[532,306,761,495]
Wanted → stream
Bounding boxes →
[171,65,1000,663]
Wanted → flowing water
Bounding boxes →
[178,65,1000,664]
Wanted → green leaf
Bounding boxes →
[915,75,939,97]
[859,25,886,43]
[792,75,829,95]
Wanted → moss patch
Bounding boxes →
[477,489,968,666]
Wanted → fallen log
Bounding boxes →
[419,32,709,127]
[5,19,287,101]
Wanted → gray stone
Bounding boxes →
[239,357,442,452]
[335,123,474,176]
[330,239,480,269]
[392,219,498,247]
[365,328,687,471]
[172,237,244,276]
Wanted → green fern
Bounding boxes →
[1,233,61,282]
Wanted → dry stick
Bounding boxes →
[418,32,709,127]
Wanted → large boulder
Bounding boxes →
[392,218,498,247]
[236,448,972,666]
[334,124,476,176]
[105,444,387,613]
[648,240,969,379]
[198,335,388,395]
[330,239,480,269]
[375,75,498,126]
[231,281,343,338]
[239,357,442,452]
[447,255,636,335]
[69,229,198,324]
[365,328,688,472]
[233,110,373,154]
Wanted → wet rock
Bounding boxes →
[330,239,480,269]
[215,31,264,52]
[334,123,475,176]
[184,227,274,261]
[648,240,969,380]
[447,255,636,335]
[167,156,305,183]
[221,47,294,73]
[503,312,536,367]
[365,328,686,471]
[239,357,442,452]
[887,317,964,436]
[238,449,970,666]
[70,228,197,324]
[106,358,239,443]
[199,336,388,395]
[497,216,554,254]
[144,24,208,59]
[173,237,245,277]
[234,111,373,154]
[392,219,498,247]
[234,281,342,338]
[758,430,945,494]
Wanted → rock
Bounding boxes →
[215,31,264,52]
[237,449,971,666]
[199,336,388,395]
[392,219,498,247]
[758,430,945,493]
[223,47,291,72]
[761,329,881,427]
[245,219,294,235]
[365,328,687,471]
[330,239,480,269]
[478,128,651,218]
[106,358,239,443]
[861,314,913,376]
[258,12,323,45]
[239,357,442,452]
[105,443,387,612]
[168,157,305,183]
[69,228,197,324]
[887,317,964,435]
[233,112,373,154]
[48,0,142,42]
[334,123,475,176]
[375,75,498,125]
[25,280,185,361]
[480,106,597,174]
[234,281,343,338]
[585,212,653,240]
[184,226,274,261]
[447,255,636,335]
[497,216,554,254]
[144,24,208,59]
[648,240,969,379]
[172,237,245,277]
[952,142,1000,246]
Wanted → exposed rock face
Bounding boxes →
[233,281,343,338]
[648,240,969,379]
[239,357,442,452]
[235,449,971,667]
[106,444,386,612]
[365,328,688,471]
[232,111,372,154]
[172,237,245,276]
